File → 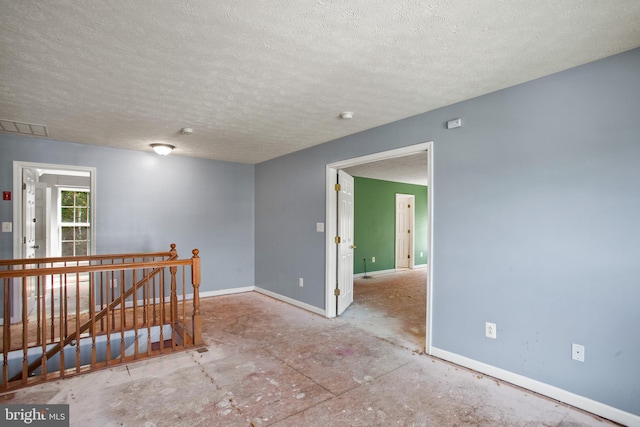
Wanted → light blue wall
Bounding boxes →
[0,135,255,294]
[255,48,640,415]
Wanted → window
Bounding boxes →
[59,189,90,256]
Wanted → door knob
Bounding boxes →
[31,245,39,249]
[350,245,357,249]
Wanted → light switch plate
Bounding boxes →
[316,222,324,232]
[2,222,12,233]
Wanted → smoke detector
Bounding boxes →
[180,127,193,135]
[340,112,353,120]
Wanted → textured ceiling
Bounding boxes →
[1,1,639,164]
[344,152,428,186]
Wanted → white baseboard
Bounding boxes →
[430,347,640,427]
[354,265,428,279]
[354,268,396,278]
[195,286,255,300]
[254,287,325,316]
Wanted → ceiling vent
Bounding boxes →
[0,119,48,137]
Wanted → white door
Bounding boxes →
[396,194,413,269]
[336,170,354,315]
[22,168,38,315]
[22,168,37,259]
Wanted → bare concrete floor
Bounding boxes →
[1,271,619,426]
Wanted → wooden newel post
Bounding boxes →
[191,249,202,346]
[170,244,178,338]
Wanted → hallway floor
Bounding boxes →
[1,270,618,426]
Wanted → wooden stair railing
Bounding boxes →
[0,244,202,390]
[12,255,177,381]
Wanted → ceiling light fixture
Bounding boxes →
[151,143,175,156]
[340,112,354,119]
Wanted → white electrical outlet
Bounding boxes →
[420,251,423,257]
[1,222,12,233]
[299,278,304,287]
[485,322,497,339]
[572,343,585,362]
[372,257,375,263]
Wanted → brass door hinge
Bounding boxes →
[335,236,341,244]
[334,288,341,296]
[407,254,411,259]
[335,183,341,191]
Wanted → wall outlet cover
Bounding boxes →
[572,343,585,362]
[485,322,497,339]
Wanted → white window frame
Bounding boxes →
[58,187,91,256]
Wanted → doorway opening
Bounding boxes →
[325,142,433,354]
[10,161,96,324]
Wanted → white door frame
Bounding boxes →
[395,193,415,270]
[325,141,434,354]
[10,161,97,324]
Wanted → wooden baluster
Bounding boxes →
[36,275,41,346]
[152,269,157,326]
[111,268,116,327]
[58,274,65,379]
[170,257,178,350]
[133,269,138,359]
[181,265,186,346]
[90,272,96,367]
[75,272,80,373]
[146,269,152,357]
[22,277,28,383]
[142,262,148,326]
[120,270,126,329]
[63,270,68,338]
[100,271,105,332]
[40,274,47,380]
[191,249,202,346]
[49,270,55,345]
[3,278,10,389]
[120,270,125,364]
[158,270,165,354]
[105,275,111,366]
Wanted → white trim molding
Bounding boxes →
[197,286,255,300]
[325,141,434,326]
[254,287,326,317]
[430,347,640,427]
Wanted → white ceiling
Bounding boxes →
[344,152,428,186]
[1,1,639,165]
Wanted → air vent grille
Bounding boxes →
[0,119,48,137]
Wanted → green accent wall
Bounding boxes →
[353,177,428,274]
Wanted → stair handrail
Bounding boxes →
[1,244,202,388]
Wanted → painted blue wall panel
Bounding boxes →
[255,48,640,415]
[0,136,255,293]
